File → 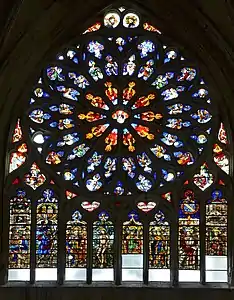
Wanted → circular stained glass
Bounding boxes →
[26,9,217,197]
[123,12,140,28]
[104,11,121,28]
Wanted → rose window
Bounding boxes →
[25,8,216,197]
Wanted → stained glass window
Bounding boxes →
[122,211,143,281]
[36,189,58,280]
[92,211,114,281]
[205,190,228,282]
[4,4,232,285]
[149,211,170,281]
[65,211,87,280]
[8,190,31,281]
[178,190,200,282]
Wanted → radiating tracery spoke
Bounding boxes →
[25,8,217,196]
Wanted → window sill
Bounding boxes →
[2,281,230,289]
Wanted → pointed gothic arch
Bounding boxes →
[4,3,233,286]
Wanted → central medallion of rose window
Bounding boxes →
[78,81,161,153]
[112,110,129,124]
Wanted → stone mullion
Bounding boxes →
[143,219,149,285]
[114,217,121,285]
[200,199,206,284]
[57,207,65,285]
[228,191,234,286]
[30,196,36,284]
[171,215,178,286]
[86,220,93,284]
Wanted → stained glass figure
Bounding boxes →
[122,211,143,281]
[8,190,31,275]
[69,72,89,89]
[88,60,103,81]
[123,55,136,76]
[137,152,152,173]
[122,157,136,178]
[191,109,212,124]
[93,211,114,269]
[47,66,65,81]
[218,123,228,144]
[167,103,191,115]
[105,81,118,104]
[105,55,118,76]
[123,81,136,103]
[213,144,229,174]
[87,41,104,59]
[149,211,170,281]
[136,175,153,192]
[174,151,194,166]
[152,72,174,89]
[164,50,178,63]
[123,13,140,28]
[67,144,90,160]
[193,163,214,191]
[138,59,154,80]
[36,189,58,270]
[177,67,196,82]
[24,163,46,190]
[29,109,51,124]
[137,40,155,58]
[66,211,87,269]
[205,190,228,282]
[12,119,23,143]
[9,143,28,173]
[83,22,101,34]
[178,190,200,281]
[143,22,161,34]
[104,11,120,28]
[150,144,171,161]
[192,88,208,98]
[56,85,80,101]
[86,173,102,191]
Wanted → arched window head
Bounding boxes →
[5,4,232,285]
[8,6,219,199]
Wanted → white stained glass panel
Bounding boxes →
[65,268,86,281]
[205,256,227,270]
[8,269,30,281]
[122,254,143,268]
[149,269,170,282]
[179,270,200,282]
[35,268,57,281]
[206,271,227,282]
[122,269,143,281]
[92,269,114,281]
